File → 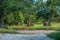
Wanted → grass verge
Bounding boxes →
[0,28,21,34]
[8,22,60,30]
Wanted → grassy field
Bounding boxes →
[0,22,60,33]
[8,22,60,30]
[0,28,21,34]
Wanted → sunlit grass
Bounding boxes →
[8,22,60,30]
[51,22,60,27]
[0,22,60,33]
[0,28,21,34]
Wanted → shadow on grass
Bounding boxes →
[47,32,60,40]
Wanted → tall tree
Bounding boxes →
[0,0,34,26]
[36,0,60,26]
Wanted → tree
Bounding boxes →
[0,0,34,26]
[35,0,60,26]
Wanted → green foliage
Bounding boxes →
[0,0,60,26]
[0,0,35,25]
[47,32,60,40]
[36,0,59,20]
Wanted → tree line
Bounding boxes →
[0,0,60,26]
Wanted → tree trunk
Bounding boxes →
[0,9,5,27]
[0,17,4,27]
[27,22,34,26]
[43,18,51,26]
[0,15,7,28]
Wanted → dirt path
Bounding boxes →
[18,30,56,34]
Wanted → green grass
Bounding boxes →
[25,26,54,30]
[8,22,60,30]
[47,32,60,40]
[0,22,60,34]
[0,28,21,34]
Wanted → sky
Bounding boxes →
[34,0,47,2]
[43,0,47,2]
[34,0,47,5]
